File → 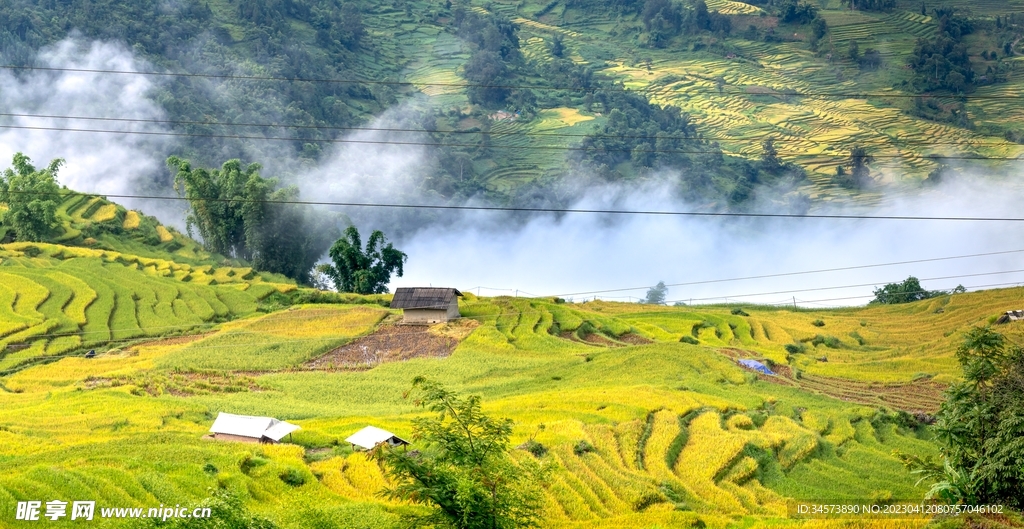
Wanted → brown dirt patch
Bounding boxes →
[306,321,477,369]
[617,333,653,345]
[798,374,945,413]
[581,332,619,347]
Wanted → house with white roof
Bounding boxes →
[208,412,300,444]
[345,425,409,451]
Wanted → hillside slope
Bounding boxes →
[2,282,1022,527]
[4,0,1024,208]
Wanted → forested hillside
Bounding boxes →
[4,0,1024,211]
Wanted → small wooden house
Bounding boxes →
[208,412,300,444]
[390,287,462,324]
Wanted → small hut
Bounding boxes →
[997,310,1024,324]
[345,426,409,451]
[390,287,462,324]
[208,412,300,444]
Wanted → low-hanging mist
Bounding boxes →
[386,175,1024,307]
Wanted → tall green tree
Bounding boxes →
[168,157,337,284]
[642,281,668,304]
[324,226,407,294]
[0,153,64,242]
[901,328,1024,508]
[369,377,544,529]
[870,276,939,304]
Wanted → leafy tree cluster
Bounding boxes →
[641,281,668,304]
[168,157,337,284]
[0,0,384,166]
[901,328,1024,508]
[640,0,732,47]
[0,153,63,243]
[578,90,806,205]
[868,276,964,304]
[840,0,896,12]
[779,0,818,24]
[833,145,874,188]
[322,226,407,294]
[580,89,704,170]
[910,9,977,93]
[370,378,544,529]
[451,7,524,106]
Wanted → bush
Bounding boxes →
[811,319,825,327]
[810,335,842,348]
[730,308,749,316]
[573,440,595,456]
[784,343,806,355]
[239,455,268,474]
[680,336,700,345]
[520,440,547,457]
[279,468,306,487]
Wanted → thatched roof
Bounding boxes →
[391,287,462,310]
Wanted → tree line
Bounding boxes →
[2,153,408,294]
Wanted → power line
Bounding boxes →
[725,280,1024,307]
[668,268,1024,303]
[2,123,1021,161]
[550,248,1024,297]
[11,189,1024,222]
[3,64,1022,100]
[8,265,1023,342]
[3,111,1020,148]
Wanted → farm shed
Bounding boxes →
[390,287,462,324]
[346,426,409,451]
[208,412,299,444]
[997,310,1024,324]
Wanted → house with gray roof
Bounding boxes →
[390,287,462,324]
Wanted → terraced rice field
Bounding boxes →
[375,0,1024,203]
[0,241,295,375]
[4,286,995,527]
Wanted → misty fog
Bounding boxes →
[5,38,1024,307]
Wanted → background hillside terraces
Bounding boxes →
[473,0,1024,196]
[0,241,296,377]
[0,295,960,527]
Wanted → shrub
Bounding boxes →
[811,335,842,348]
[730,308,749,316]
[812,319,825,327]
[279,468,306,487]
[573,440,595,456]
[784,343,806,354]
[520,440,547,457]
[680,336,700,345]
[239,455,268,475]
